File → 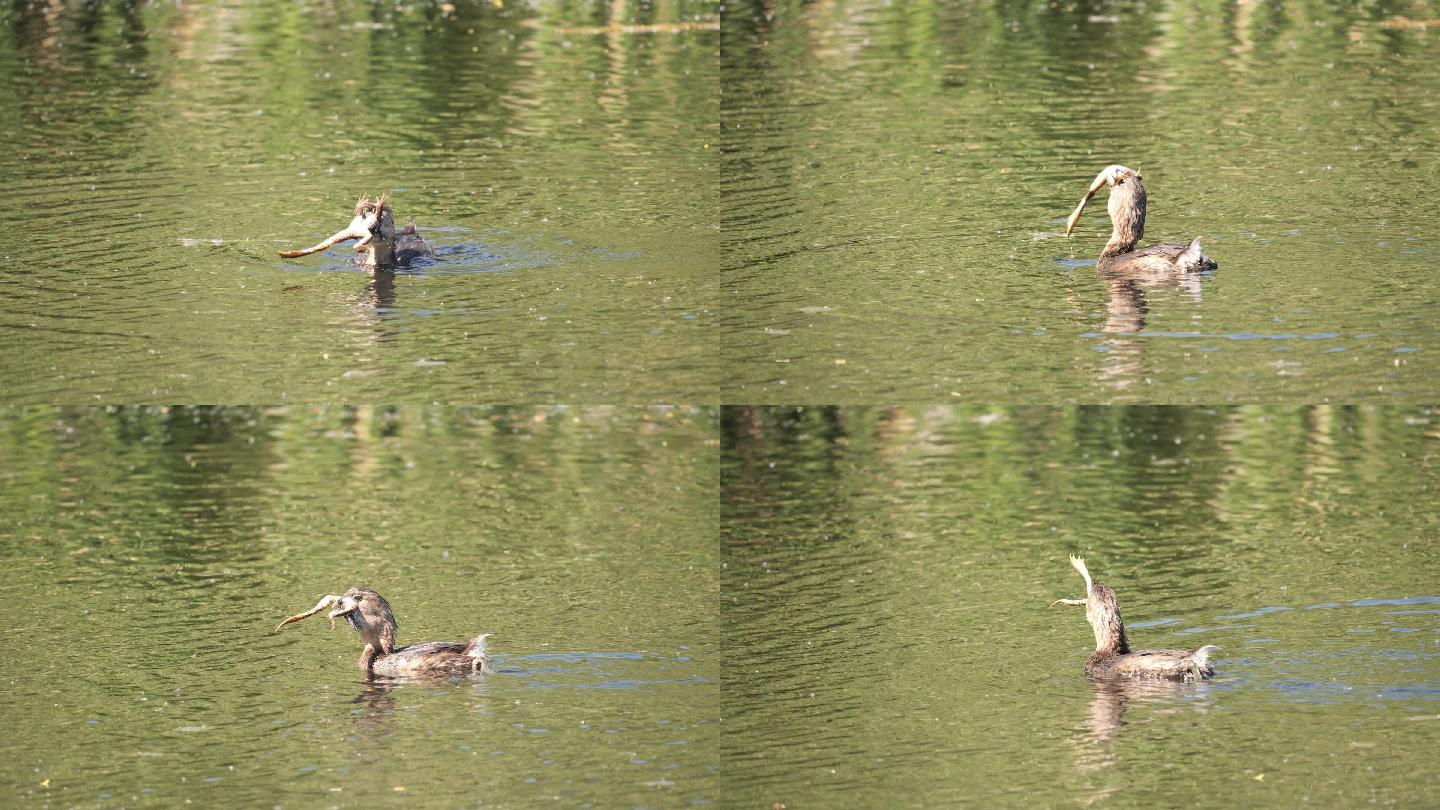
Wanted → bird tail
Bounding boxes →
[1191,644,1220,668]
[464,633,493,674]
[1177,237,1216,272]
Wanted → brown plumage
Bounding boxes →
[279,196,435,271]
[1065,165,1217,274]
[1051,556,1217,682]
[275,587,491,678]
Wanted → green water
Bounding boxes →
[721,1,1440,401]
[722,406,1440,806]
[5,0,1440,807]
[0,1,717,401]
[0,406,718,806]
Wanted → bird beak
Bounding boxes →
[326,596,359,625]
[274,594,342,632]
[278,209,380,259]
[1064,169,1113,237]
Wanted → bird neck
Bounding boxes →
[1103,180,1147,257]
[1101,237,1135,258]
[347,611,397,654]
[1094,620,1131,655]
[357,644,379,673]
[1088,586,1132,655]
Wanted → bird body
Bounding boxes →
[1065,165,1216,273]
[1101,239,1212,274]
[1052,555,1217,682]
[367,639,493,678]
[278,196,435,271]
[1084,644,1219,681]
[275,587,491,677]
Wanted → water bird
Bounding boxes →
[279,196,434,271]
[275,587,492,677]
[1051,555,1217,681]
[1065,165,1217,273]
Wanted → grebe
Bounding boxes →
[275,587,491,677]
[1064,165,1217,274]
[1051,556,1217,681]
[279,195,434,270]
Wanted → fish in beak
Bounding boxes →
[1049,554,1093,607]
[1064,165,1139,236]
[278,197,382,258]
[273,593,359,632]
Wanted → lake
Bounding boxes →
[0,1,718,402]
[722,2,1440,401]
[722,405,1440,806]
[0,405,718,806]
[6,0,1440,807]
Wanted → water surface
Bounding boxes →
[722,1,1440,401]
[0,405,718,806]
[722,405,1440,806]
[1,1,718,402]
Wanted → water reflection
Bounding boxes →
[0,405,719,806]
[1078,678,1212,750]
[2,0,719,402]
[1103,267,1209,335]
[350,675,493,719]
[350,680,403,732]
[1070,677,1215,806]
[348,271,400,341]
[1096,266,1214,389]
[720,0,1440,400]
[722,405,1440,806]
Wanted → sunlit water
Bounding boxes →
[0,1,718,402]
[721,2,1440,401]
[721,406,1440,806]
[0,406,718,806]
